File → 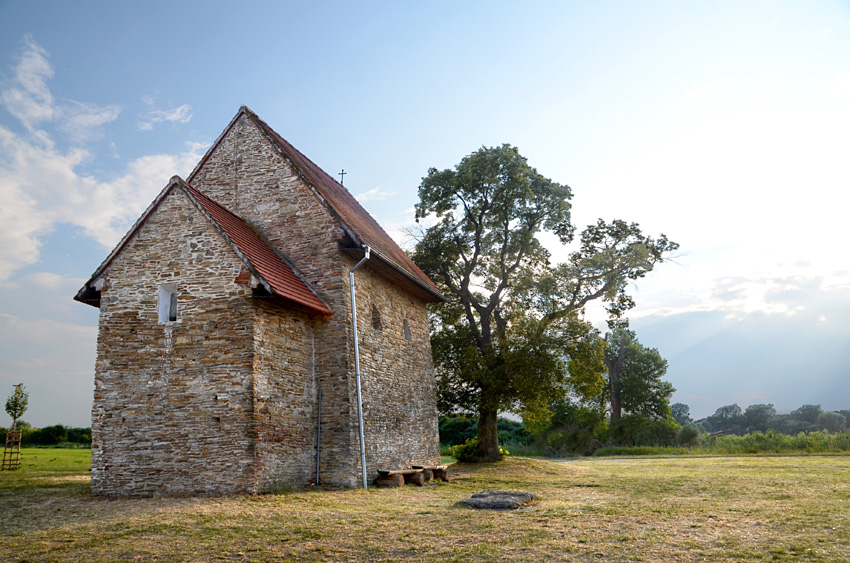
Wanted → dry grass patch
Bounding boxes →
[1,450,849,561]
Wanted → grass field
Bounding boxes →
[2,449,850,561]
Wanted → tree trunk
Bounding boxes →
[605,333,627,424]
[609,377,622,423]
[477,408,501,461]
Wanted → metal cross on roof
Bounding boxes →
[338,169,347,185]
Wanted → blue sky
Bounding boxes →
[1,1,849,427]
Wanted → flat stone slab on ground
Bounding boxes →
[456,490,535,510]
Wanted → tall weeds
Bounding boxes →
[593,430,850,457]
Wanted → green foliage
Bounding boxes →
[67,427,92,444]
[450,438,510,462]
[791,404,823,425]
[27,424,68,446]
[438,415,478,446]
[678,425,700,446]
[528,400,607,456]
[5,384,28,430]
[413,144,677,459]
[816,411,847,433]
[701,403,745,434]
[696,403,850,438]
[743,403,775,433]
[607,329,674,420]
[671,403,692,426]
[1,424,92,447]
[607,413,680,447]
[593,430,850,456]
[770,415,817,435]
[701,430,850,454]
[496,418,531,446]
[521,329,675,456]
[452,438,482,462]
[439,415,531,447]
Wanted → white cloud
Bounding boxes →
[0,35,55,131]
[0,36,121,142]
[355,186,396,202]
[0,37,206,281]
[546,64,850,326]
[137,101,193,131]
[60,100,122,143]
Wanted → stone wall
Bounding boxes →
[252,301,319,491]
[189,114,361,486]
[92,189,257,496]
[91,111,441,494]
[189,113,440,485]
[348,256,441,476]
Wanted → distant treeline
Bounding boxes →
[441,401,850,458]
[1,422,91,447]
[677,403,849,436]
[593,430,850,457]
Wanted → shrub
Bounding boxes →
[452,438,482,462]
[530,401,607,456]
[451,438,509,462]
[678,425,700,446]
[496,418,531,445]
[608,414,680,447]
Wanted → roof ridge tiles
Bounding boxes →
[238,108,442,300]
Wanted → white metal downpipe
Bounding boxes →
[350,245,371,489]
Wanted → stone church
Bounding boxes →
[75,107,443,495]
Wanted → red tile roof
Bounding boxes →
[189,106,443,302]
[182,181,331,316]
[75,177,332,317]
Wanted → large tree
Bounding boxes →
[605,329,674,423]
[791,404,823,425]
[743,403,776,433]
[705,404,744,434]
[413,144,677,460]
[671,403,693,426]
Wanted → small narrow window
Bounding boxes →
[371,304,383,331]
[158,284,178,323]
[403,319,412,342]
[169,292,178,322]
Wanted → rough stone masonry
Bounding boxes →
[76,107,443,495]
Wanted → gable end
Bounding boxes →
[75,176,332,317]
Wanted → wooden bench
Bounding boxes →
[412,465,450,482]
[376,465,450,487]
[376,468,424,487]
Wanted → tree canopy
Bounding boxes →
[605,329,674,422]
[671,403,693,426]
[412,144,677,460]
[5,384,28,431]
[694,403,848,436]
